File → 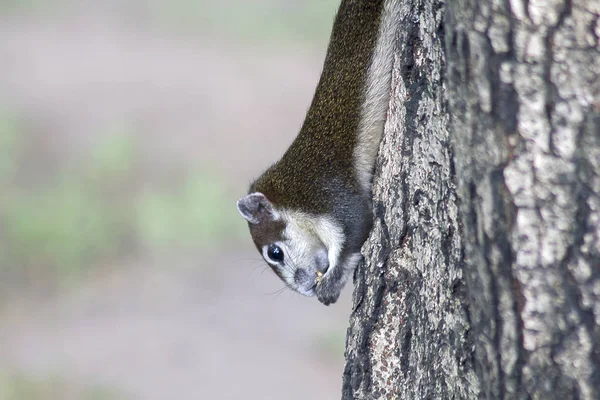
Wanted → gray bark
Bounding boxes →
[343,0,478,398]
[343,0,600,399]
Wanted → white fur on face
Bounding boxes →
[259,210,346,296]
[261,242,295,287]
[282,210,345,277]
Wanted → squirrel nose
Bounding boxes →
[315,249,329,273]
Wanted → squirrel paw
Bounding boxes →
[315,275,342,306]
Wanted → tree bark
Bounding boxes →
[343,0,478,398]
[343,0,600,399]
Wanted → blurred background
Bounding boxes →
[0,1,354,399]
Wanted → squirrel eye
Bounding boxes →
[267,244,284,263]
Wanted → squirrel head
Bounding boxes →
[237,192,345,299]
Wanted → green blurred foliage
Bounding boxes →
[136,175,245,251]
[0,0,42,14]
[2,180,128,282]
[0,115,19,188]
[0,0,339,44]
[0,373,126,400]
[150,0,340,43]
[0,112,244,292]
[89,131,137,184]
[314,329,347,362]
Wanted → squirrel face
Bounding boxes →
[237,192,345,298]
[235,0,398,305]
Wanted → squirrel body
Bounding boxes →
[237,0,399,305]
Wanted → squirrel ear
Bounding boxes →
[236,192,276,224]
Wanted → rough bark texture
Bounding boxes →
[343,0,600,399]
[446,0,600,398]
[343,0,479,398]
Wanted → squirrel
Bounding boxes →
[237,0,399,305]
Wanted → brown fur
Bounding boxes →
[249,220,285,253]
[250,0,385,214]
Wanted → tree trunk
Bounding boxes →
[342,0,600,399]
